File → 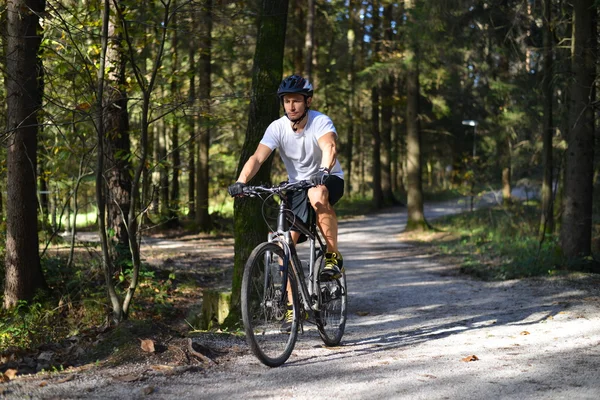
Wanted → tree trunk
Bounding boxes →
[345,1,359,194]
[104,0,132,248]
[291,0,305,74]
[381,3,396,206]
[4,0,48,308]
[159,117,169,216]
[226,0,289,327]
[405,47,427,230]
[395,75,406,194]
[404,0,427,230]
[96,0,122,322]
[196,0,213,231]
[381,84,394,205]
[539,0,554,238]
[304,0,315,82]
[111,0,173,320]
[170,123,180,223]
[187,13,197,219]
[169,1,180,225]
[371,1,382,209]
[560,0,596,262]
[151,124,160,214]
[372,86,383,209]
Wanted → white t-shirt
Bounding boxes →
[260,110,344,183]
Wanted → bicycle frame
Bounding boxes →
[267,197,327,313]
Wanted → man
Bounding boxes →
[228,74,344,281]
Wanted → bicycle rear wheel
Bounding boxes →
[316,262,347,346]
[241,242,299,367]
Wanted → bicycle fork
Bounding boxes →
[267,233,319,332]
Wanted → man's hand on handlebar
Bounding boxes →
[310,167,330,186]
[228,182,247,197]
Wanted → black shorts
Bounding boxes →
[286,175,344,228]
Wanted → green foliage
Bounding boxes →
[129,267,177,315]
[0,300,55,350]
[432,203,565,281]
[0,249,191,353]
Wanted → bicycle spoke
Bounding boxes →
[316,270,347,346]
[242,242,299,367]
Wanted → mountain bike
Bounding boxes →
[238,180,347,367]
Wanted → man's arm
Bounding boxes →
[236,144,273,183]
[317,132,338,171]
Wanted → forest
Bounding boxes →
[0,0,599,356]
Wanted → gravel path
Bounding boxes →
[3,195,600,399]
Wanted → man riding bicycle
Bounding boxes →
[228,74,345,282]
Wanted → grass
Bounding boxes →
[426,201,599,281]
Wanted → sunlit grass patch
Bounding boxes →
[428,203,565,280]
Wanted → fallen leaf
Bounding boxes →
[140,339,155,353]
[356,311,370,316]
[0,374,9,383]
[39,381,48,387]
[4,369,17,380]
[461,355,479,362]
[520,331,530,335]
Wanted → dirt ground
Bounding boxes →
[2,199,600,399]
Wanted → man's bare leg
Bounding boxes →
[308,186,339,253]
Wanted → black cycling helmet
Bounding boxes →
[277,74,314,99]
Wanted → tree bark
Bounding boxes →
[169,1,180,225]
[539,0,554,238]
[344,1,359,194]
[304,0,315,82]
[96,0,121,321]
[104,0,132,247]
[4,0,48,308]
[371,86,382,209]
[159,115,169,216]
[227,0,289,326]
[371,0,382,209]
[405,0,427,231]
[381,3,396,206]
[291,0,305,74]
[196,0,213,231]
[405,47,426,230]
[187,11,197,219]
[560,0,596,262]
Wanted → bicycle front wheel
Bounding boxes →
[241,242,299,367]
[316,266,347,347]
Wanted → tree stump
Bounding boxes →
[199,290,231,330]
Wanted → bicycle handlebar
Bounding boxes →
[241,180,315,197]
